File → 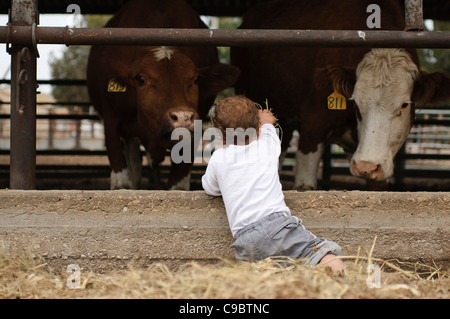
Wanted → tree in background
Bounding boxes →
[204,16,242,102]
[215,17,242,64]
[417,20,450,107]
[419,20,450,74]
[48,15,110,110]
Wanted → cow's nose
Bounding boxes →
[169,111,196,128]
[352,160,383,180]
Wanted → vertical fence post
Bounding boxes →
[405,0,424,31]
[9,0,38,189]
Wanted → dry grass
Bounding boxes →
[1,243,448,299]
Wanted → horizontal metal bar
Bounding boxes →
[1,26,450,48]
[0,79,86,85]
[0,101,92,107]
[408,134,450,140]
[0,113,100,120]
[414,119,450,125]
[1,114,447,124]
[0,149,107,156]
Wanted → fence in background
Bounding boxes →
[0,78,449,190]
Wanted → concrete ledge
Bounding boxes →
[0,190,448,272]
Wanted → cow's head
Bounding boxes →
[112,46,239,149]
[316,48,450,182]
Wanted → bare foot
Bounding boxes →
[319,254,345,273]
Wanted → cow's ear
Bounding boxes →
[108,59,134,86]
[197,63,240,97]
[314,66,356,99]
[412,71,450,107]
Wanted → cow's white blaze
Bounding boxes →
[153,46,175,61]
[350,49,418,180]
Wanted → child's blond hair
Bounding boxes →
[210,95,260,145]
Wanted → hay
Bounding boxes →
[255,99,284,144]
[0,245,448,299]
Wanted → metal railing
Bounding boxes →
[1,94,449,190]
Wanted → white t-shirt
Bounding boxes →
[202,123,291,237]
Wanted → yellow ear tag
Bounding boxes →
[327,91,347,110]
[107,78,127,92]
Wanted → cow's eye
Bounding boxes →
[187,76,198,90]
[189,76,198,85]
[135,74,146,85]
[401,102,410,109]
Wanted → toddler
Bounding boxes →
[202,95,344,272]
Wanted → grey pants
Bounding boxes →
[232,212,342,266]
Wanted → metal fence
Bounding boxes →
[1,91,449,190]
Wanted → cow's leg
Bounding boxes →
[294,143,325,191]
[110,138,141,190]
[110,170,134,189]
[168,137,195,190]
[168,162,192,190]
[103,121,131,189]
[121,137,142,188]
[145,152,161,188]
[366,179,389,191]
[103,119,138,189]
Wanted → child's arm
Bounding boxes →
[201,160,221,196]
[258,109,282,157]
[258,109,276,126]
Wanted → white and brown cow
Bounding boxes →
[232,0,450,190]
[87,0,239,189]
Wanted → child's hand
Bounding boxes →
[258,109,276,126]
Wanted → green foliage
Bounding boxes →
[48,15,111,107]
[212,17,242,101]
[217,17,242,64]
[49,45,90,105]
[418,20,450,74]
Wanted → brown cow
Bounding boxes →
[232,0,450,190]
[87,0,239,189]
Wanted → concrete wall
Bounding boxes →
[0,190,448,272]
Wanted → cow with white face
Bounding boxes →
[314,47,450,189]
[232,0,450,190]
[350,49,419,181]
